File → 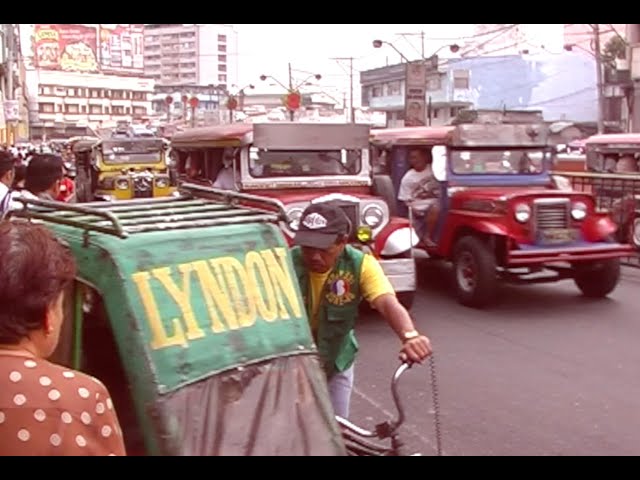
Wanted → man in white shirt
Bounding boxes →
[0,152,20,218]
[397,148,440,245]
[213,149,238,190]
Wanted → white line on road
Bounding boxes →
[351,385,449,456]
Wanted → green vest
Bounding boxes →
[291,245,364,379]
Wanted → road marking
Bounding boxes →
[351,385,448,456]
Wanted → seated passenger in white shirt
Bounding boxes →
[212,150,238,190]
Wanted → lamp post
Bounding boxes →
[227,83,254,122]
[260,64,321,121]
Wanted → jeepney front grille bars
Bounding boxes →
[533,199,570,231]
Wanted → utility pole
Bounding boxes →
[593,24,606,134]
[628,24,640,132]
[288,62,294,121]
[332,56,356,123]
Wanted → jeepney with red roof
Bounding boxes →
[370,123,634,308]
[170,122,418,308]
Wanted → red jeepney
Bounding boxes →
[170,123,418,307]
[370,123,634,308]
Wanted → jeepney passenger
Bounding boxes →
[616,154,639,174]
[213,148,238,190]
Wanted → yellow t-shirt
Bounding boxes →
[308,254,395,332]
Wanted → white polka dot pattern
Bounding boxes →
[48,389,61,401]
[34,409,46,422]
[80,412,91,425]
[101,425,112,437]
[78,387,90,399]
[75,435,87,447]
[62,371,75,379]
[96,403,105,415]
[39,376,52,386]
[61,412,72,424]
[13,394,26,406]
[17,429,30,442]
[23,360,37,368]
[49,434,61,447]
[9,371,21,382]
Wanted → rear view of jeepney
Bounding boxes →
[432,123,634,307]
[92,137,175,201]
[9,186,346,456]
[170,123,418,308]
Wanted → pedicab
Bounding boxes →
[8,184,431,456]
[370,124,634,308]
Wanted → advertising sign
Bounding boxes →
[99,24,144,74]
[4,100,20,122]
[404,61,427,127]
[33,24,99,73]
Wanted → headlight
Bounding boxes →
[362,205,384,228]
[287,207,304,231]
[514,203,531,223]
[155,176,170,189]
[115,178,130,190]
[571,201,588,221]
[633,218,640,247]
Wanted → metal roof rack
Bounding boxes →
[8,184,287,239]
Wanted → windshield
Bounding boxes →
[101,139,164,164]
[249,148,362,178]
[451,149,546,175]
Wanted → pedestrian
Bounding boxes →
[0,220,127,456]
[290,202,433,419]
[0,151,18,218]
[23,153,64,201]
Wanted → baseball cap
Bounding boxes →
[294,202,351,249]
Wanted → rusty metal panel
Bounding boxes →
[253,123,370,150]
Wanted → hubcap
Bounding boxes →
[456,252,477,293]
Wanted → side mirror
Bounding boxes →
[432,145,447,182]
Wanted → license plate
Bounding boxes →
[539,228,575,245]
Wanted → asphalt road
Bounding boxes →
[350,263,640,456]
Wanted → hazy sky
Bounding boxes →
[232,24,564,102]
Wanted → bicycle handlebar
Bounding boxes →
[336,361,413,439]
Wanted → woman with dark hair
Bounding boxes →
[0,221,126,456]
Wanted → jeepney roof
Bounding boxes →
[72,139,98,153]
[253,123,370,150]
[586,133,640,146]
[170,124,253,148]
[450,123,549,148]
[370,126,456,147]
[9,185,314,395]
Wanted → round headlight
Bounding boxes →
[362,205,384,228]
[287,208,304,231]
[571,201,588,221]
[156,177,169,189]
[514,203,531,223]
[633,218,640,247]
[115,178,129,190]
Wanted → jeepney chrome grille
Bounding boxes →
[534,199,570,230]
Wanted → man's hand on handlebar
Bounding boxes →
[399,335,432,364]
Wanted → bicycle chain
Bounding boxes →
[429,354,443,456]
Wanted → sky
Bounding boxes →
[231,24,565,104]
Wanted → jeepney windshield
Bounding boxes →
[451,148,547,175]
[586,146,640,173]
[249,147,362,177]
[100,139,164,164]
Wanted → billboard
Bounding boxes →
[98,24,144,74]
[404,61,427,127]
[33,24,99,73]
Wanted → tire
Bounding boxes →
[574,259,621,298]
[452,236,497,308]
[372,175,398,217]
[397,291,415,310]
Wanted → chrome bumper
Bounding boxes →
[379,258,416,293]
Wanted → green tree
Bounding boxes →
[602,36,627,69]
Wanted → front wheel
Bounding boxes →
[573,259,621,298]
[452,236,497,308]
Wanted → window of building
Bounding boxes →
[90,89,100,98]
[132,92,147,101]
[218,44,227,53]
[39,103,55,113]
[426,75,441,91]
[111,90,124,100]
[125,107,131,114]
[453,69,469,89]
[218,64,227,72]
[90,105,102,114]
[218,34,227,42]
[133,106,147,115]
[218,74,227,82]
[112,106,125,115]
[81,105,87,113]
[371,86,383,97]
[57,104,63,112]
[67,88,75,97]
[433,108,440,118]
[218,54,227,63]
[386,81,401,96]
[65,104,80,114]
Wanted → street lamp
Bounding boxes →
[373,39,460,63]
[260,65,322,121]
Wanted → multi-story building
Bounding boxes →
[144,24,238,90]
[18,24,154,139]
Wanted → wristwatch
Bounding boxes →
[402,330,420,342]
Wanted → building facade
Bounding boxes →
[360,51,599,128]
[18,24,153,139]
[143,24,238,90]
